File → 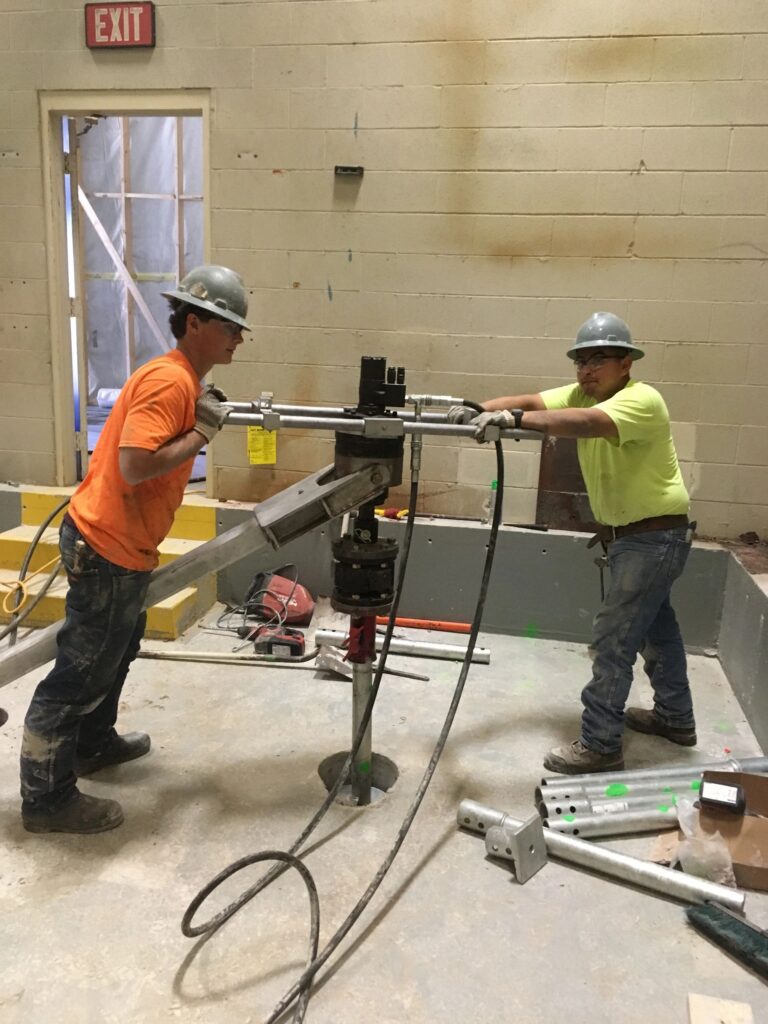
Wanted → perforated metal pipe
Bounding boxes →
[542,805,679,838]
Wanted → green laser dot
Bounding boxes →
[604,783,629,797]
[691,780,701,791]
[563,814,575,822]
[356,761,371,775]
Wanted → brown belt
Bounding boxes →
[587,514,690,548]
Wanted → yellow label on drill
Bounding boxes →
[247,426,277,465]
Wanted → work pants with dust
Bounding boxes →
[20,517,150,810]
[581,526,694,755]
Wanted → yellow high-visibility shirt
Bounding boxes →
[540,379,689,527]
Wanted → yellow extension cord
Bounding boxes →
[0,555,62,616]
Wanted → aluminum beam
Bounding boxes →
[0,462,393,689]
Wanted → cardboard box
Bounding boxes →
[698,771,768,892]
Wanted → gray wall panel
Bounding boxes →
[718,559,768,751]
[0,488,20,532]
[216,511,725,651]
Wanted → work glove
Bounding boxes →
[446,405,475,425]
[194,384,230,443]
[205,384,228,403]
[471,409,514,443]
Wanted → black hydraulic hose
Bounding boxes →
[264,437,504,1024]
[181,478,422,941]
[3,496,70,648]
[181,413,505,1024]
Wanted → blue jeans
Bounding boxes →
[581,527,694,754]
[20,518,151,810]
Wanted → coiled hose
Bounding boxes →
[0,496,70,648]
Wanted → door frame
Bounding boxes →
[40,90,211,485]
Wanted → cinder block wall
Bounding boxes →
[2,2,767,537]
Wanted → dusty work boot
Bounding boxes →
[22,792,124,834]
[624,707,697,747]
[75,731,151,776]
[543,739,624,775]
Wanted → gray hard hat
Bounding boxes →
[567,312,643,361]
[162,264,251,331]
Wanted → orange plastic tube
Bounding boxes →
[375,616,471,634]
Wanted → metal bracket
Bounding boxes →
[255,462,393,548]
[260,410,281,431]
[484,814,547,884]
[361,417,405,438]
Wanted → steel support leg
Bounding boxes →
[351,658,374,806]
[347,615,377,806]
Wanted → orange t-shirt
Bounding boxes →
[69,349,201,571]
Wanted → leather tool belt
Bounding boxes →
[587,514,690,549]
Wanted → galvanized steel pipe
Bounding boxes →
[540,789,689,820]
[314,629,490,664]
[352,659,373,806]
[457,799,746,913]
[538,777,711,817]
[536,776,708,806]
[226,412,539,442]
[538,756,768,796]
[226,402,449,422]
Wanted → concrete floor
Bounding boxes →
[1,614,766,1024]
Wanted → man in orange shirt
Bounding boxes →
[20,264,250,834]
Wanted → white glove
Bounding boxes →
[446,405,476,425]
[471,409,514,443]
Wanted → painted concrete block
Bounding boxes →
[558,128,643,171]
[663,343,749,385]
[692,82,768,126]
[701,0,768,33]
[551,216,634,257]
[642,127,731,170]
[633,216,723,259]
[737,427,768,466]
[624,299,711,343]
[605,83,693,126]
[612,0,703,36]
[595,171,682,215]
[211,128,325,170]
[212,89,290,131]
[329,41,485,88]
[566,37,654,82]
[682,172,768,215]
[709,302,768,344]
[729,127,768,171]
[652,35,744,81]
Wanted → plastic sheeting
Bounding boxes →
[76,115,203,402]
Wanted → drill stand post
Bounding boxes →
[325,357,407,806]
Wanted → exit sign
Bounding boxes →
[85,3,155,48]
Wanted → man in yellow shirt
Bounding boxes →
[451,312,696,774]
